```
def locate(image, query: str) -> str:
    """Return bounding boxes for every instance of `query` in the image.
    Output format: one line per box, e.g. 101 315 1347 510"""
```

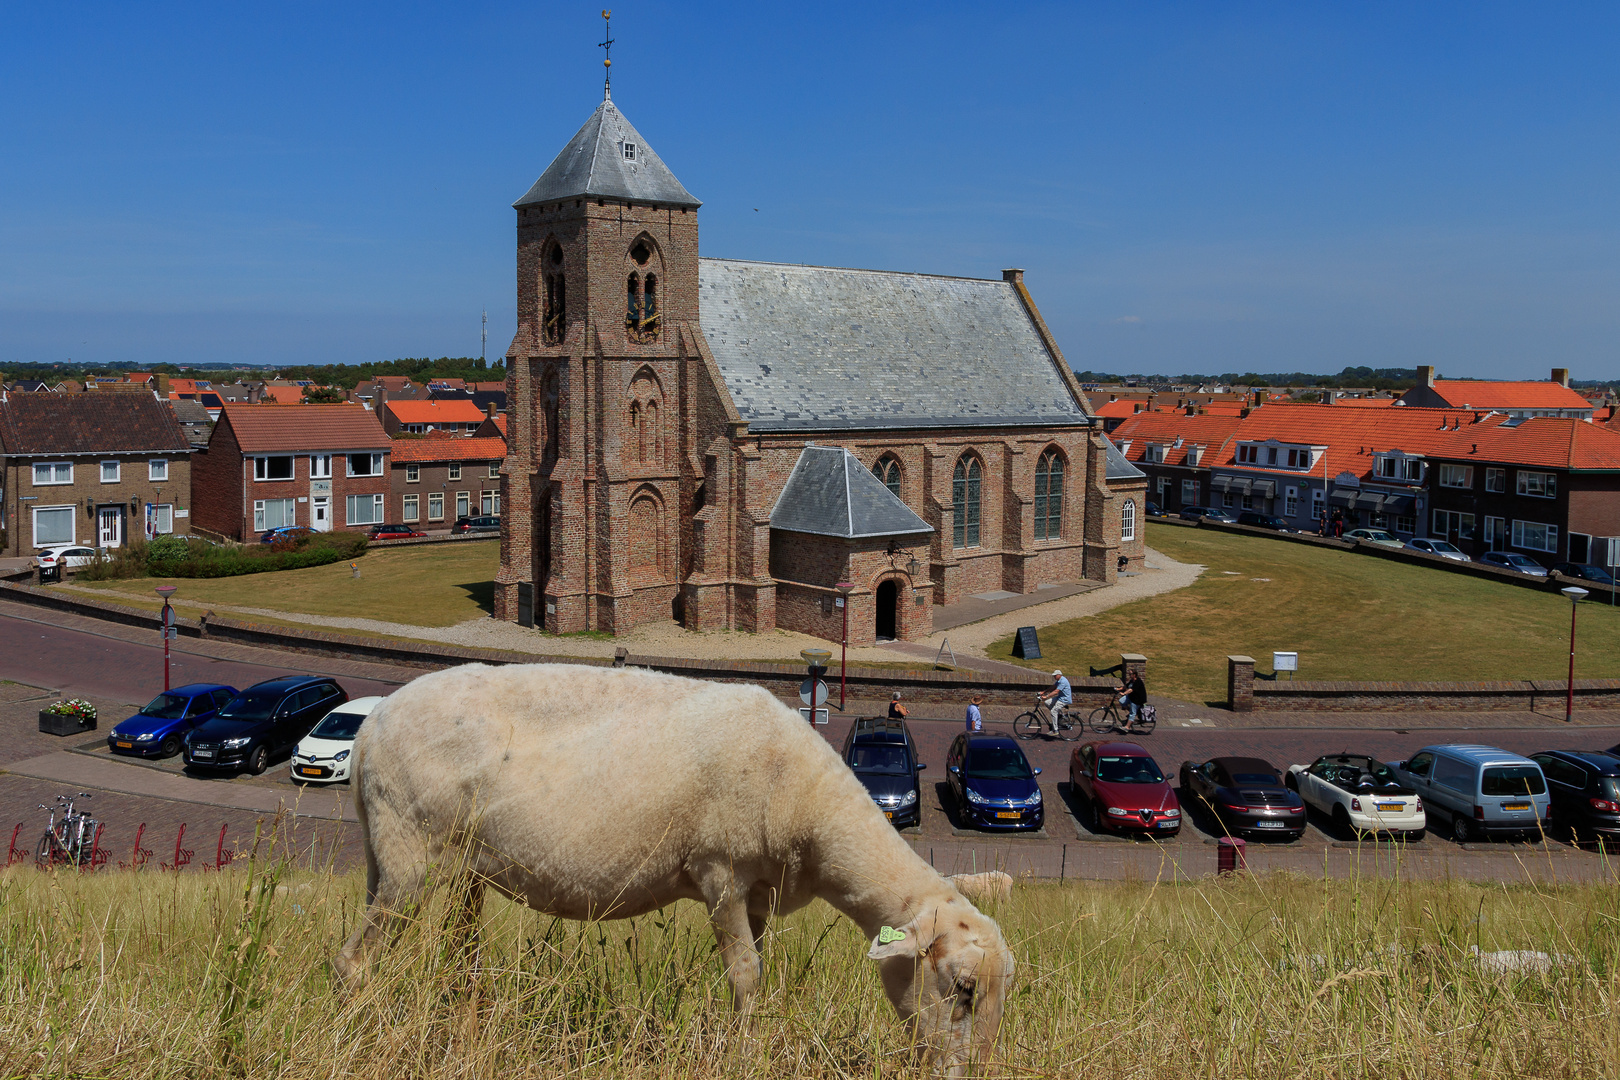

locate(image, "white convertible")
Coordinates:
1286 753 1426 838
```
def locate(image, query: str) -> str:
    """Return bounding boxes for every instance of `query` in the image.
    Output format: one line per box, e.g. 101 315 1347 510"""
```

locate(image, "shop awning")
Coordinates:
1252 479 1277 498
1381 495 1415 516
1353 491 1385 511
1329 489 1357 508
1210 475 1232 492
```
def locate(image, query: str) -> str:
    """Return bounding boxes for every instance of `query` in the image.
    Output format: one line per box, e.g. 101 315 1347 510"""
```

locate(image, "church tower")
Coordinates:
494 92 704 633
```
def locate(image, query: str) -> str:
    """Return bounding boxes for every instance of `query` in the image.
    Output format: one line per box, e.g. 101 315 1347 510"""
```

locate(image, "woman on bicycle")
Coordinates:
1117 669 1148 731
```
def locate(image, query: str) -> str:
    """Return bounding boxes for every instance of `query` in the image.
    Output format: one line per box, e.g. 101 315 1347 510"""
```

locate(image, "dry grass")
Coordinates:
3 834 1618 1078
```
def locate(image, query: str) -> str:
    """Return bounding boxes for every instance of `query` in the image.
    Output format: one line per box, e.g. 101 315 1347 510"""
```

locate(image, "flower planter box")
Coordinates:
39 710 96 736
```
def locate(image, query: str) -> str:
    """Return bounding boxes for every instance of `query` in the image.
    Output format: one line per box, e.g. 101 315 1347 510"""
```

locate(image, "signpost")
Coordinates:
155 585 178 690
799 677 830 725
1012 626 1041 660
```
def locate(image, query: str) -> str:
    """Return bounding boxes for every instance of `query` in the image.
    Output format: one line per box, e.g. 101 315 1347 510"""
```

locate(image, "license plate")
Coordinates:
116 741 132 749
300 767 322 777
996 811 1020 819
1158 820 1178 828
1255 820 1287 829
884 811 893 820
193 750 214 759
1503 802 1531 812
1376 803 1403 812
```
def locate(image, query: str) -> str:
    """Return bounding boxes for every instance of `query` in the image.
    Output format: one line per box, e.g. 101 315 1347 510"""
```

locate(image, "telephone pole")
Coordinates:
481 309 487 365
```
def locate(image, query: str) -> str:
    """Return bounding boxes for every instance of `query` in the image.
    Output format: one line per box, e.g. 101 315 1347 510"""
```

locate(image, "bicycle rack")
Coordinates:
162 823 194 871
120 822 153 870
207 823 235 871
83 823 111 872
6 823 26 867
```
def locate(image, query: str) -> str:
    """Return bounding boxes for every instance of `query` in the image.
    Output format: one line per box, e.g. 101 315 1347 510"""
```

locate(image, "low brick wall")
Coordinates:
1249 678 1620 712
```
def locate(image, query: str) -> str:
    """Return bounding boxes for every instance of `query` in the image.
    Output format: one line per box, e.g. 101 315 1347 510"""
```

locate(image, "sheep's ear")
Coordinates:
868 920 927 960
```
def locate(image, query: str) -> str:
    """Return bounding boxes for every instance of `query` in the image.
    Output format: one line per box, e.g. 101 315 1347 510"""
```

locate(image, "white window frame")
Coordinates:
623 141 637 161
456 491 470 519
1438 464 1473 488
1484 516 1506 550
254 455 295 482
310 454 332 479
153 504 174 534
32 505 76 546
253 498 296 532
1394 514 1415 534
345 493 385 526
447 462 462 481
1485 467 1506 493
1120 499 1136 542
1511 519 1558 553
32 462 73 486
1181 479 1197 504
403 493 420 522
428 492 444 521
406 464 420 483
1516 470 1557 499
148 459 169 482
100 460 121 484
1311 488 1325 516
346 453 384 478
1285 487 1298 517
487 461 500 479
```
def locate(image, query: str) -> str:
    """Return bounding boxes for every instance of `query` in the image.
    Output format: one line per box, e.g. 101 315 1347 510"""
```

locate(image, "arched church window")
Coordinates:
952 456 982 549
1035 449 1064 541
872 455 902 499
625 243 661 343
542 368 560 459
542 243 565 346
1121 499 1137 543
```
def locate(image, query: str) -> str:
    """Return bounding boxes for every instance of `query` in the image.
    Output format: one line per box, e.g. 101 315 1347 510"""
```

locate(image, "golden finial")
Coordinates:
599 10 614 99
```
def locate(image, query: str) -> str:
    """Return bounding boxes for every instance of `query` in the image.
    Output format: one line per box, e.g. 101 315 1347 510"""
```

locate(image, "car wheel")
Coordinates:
1452 815 1472 844
1088 799 1102 832
245 745 268 776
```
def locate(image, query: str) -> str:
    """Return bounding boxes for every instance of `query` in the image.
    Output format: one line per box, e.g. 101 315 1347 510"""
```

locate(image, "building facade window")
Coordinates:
1311 488 1325 519
488 461 500 479
1034 450 1063 541
872 455 902 499
1393 514 1415 534
1484 516 1506 550
403 494 419 521
1433 509 1477 540
32 462 72 485
1485 467 1506 493
152 505 173 534
429 492 444 521
100 461 120 483
406 464 420 483
448 462 461 481
542 242 566 346
1512 519 1558 553
254 456 294 481
347 453 383 478
1438 464 1474 488
1285 486 1299 517
1182 478 1198 505
33 505 75 545
345 494 385 526
310 454 332 479
254 498 296 532
952 456 982 549
148 459 169 481
456 492 470 519
482 491 501 515
1120 499 1136 542
1517 471 1557 498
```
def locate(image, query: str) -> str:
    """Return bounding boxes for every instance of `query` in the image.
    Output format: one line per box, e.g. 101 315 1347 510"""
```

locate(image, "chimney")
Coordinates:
1417 365 1436 388
155 372 170 396
485 401 497 420
1133 402 1143 413
1001 268 1025 286
1552 367 1570 387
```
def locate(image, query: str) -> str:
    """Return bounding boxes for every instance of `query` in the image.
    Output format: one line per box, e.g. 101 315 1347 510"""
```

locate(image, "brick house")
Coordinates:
492 93 1144 645
1108 411 1245 515
192 405 390 540
379 398 488 438
0 392 192 555
389 433 507 527
1399 365 1594 419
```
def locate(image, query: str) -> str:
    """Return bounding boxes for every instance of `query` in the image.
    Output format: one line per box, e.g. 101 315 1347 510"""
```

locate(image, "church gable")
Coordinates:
697 259 1090 432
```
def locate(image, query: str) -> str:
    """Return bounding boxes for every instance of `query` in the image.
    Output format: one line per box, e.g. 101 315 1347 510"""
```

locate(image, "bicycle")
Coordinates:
1013 697 1080 741
35 792 98 870
1088 695 1155 736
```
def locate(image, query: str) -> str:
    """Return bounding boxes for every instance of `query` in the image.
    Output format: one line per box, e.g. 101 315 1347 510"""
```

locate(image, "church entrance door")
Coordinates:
875 580 899 641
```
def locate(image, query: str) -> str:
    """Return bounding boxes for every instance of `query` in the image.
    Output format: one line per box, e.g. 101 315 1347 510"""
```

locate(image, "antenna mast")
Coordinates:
481 309 487 364
599 10 614 100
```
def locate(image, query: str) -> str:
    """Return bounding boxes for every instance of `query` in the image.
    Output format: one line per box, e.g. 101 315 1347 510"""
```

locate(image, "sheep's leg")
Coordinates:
334 814 432 990
443 873 486 987
697 869 762 1015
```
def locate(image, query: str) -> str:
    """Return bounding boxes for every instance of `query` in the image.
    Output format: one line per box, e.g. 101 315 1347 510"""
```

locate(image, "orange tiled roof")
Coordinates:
1206 403 1482 477
1109 411 1247 467
1427 380 1592 411
217 404 388 453
259 384 304 404
389 435 506 464
1330 397 1397 407
384 399 487 424
1427 416 1620 470
1094 400 1141 418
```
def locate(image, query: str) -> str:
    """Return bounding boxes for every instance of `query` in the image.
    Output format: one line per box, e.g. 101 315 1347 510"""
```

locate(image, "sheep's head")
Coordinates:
867 899 1014 1076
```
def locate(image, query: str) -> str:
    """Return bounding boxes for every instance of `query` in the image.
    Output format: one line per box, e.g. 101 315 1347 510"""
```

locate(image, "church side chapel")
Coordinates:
493 75 1145 647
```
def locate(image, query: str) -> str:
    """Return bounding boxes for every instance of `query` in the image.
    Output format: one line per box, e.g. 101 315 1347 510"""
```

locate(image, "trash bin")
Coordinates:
1217 836 1247 875
37 563 60 585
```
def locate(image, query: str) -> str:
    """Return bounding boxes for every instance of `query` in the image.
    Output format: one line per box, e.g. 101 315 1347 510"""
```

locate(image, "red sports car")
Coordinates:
1069 741 1182 836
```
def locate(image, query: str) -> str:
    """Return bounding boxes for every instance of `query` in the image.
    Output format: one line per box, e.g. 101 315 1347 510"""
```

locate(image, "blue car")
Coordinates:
259 526 315 544
945 733 1045 831
107 683 239 758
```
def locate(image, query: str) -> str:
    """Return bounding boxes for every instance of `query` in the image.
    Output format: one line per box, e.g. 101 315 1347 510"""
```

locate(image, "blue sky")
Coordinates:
3 2 1618 378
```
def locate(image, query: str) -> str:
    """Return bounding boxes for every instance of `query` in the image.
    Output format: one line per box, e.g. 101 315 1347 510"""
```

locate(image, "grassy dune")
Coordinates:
3 841 1619 1078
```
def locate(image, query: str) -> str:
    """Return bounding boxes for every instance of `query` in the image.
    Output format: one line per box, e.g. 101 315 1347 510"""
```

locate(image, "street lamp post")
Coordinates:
835 582 855 711
1562 586 1588 723
155 585 178 690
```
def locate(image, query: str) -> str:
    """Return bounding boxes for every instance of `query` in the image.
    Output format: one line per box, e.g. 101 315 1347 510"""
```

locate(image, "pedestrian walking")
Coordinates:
965 695 984 732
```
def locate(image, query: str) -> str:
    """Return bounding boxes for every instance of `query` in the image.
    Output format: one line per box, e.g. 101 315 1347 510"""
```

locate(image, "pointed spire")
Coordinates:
599 9 614 101
514 98 700 209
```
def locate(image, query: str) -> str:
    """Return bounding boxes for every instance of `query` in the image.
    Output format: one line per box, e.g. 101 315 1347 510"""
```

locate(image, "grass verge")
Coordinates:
990 527 1620 702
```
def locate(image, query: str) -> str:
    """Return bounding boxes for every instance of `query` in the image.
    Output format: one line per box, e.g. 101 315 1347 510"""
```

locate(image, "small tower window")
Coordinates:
872 455 902 499
626 270 660 343
623 142 637 162
631 241 650 265
541 241 565 346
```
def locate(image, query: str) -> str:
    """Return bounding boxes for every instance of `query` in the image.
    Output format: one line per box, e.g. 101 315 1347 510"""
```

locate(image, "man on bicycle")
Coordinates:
1039 670 1072 735
1117 669 1148 731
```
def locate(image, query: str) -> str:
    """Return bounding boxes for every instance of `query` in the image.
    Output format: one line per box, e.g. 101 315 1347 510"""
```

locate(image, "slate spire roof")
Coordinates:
515 99 700 209
770 445 934 539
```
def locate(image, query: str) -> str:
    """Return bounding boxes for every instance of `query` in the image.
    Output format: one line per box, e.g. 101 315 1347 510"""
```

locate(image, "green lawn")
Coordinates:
77 540 499 628
989 527 1620 703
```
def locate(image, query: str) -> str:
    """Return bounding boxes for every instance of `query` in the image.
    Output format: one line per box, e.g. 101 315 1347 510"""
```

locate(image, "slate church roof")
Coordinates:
1102 436 1146 480
698 259 1091 433
770 445 934 539
515 99 701 210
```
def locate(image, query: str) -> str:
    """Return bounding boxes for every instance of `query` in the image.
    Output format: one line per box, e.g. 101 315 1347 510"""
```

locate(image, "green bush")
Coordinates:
82 530 368 581
309 530 369 559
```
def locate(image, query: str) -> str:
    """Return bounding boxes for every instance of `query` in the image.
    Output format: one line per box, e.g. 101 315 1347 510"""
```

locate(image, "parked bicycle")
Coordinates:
1013 697 1080 741
1088 695 1156 736
35 792 98 869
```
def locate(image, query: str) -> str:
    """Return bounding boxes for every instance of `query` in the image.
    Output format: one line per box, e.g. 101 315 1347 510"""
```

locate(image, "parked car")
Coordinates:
451 515 501 534
840 716 926 828
290 696 383 784
1477 551 1548 577
1237 512 1292 532
184 676 349 775
1404 538 1470 562
1551 563 1616 585
1179 506 1237 523
368 524 425 540
1285 753 1425 839
1389 745 1549 843
33 545 100 571
107 683 239 759
1144 501 1167 518
1069 741 1181 837
1529 750 1620 844
1344 528 1403 548
1178 756 1306 840
945 733 1044 831
259 526 316 544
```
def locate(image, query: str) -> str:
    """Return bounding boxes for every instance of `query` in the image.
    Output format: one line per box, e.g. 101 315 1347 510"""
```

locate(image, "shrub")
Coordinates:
78 539 148 581
310 530 369 559
43 698 97 722
83 532 367 581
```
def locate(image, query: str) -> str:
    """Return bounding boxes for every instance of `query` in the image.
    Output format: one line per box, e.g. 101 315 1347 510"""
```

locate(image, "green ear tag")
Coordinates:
878 926 907 944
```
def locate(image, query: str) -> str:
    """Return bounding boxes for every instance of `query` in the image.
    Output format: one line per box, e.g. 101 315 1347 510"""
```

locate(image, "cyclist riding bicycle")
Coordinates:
1117 669 1148 731
1038 670 1072 735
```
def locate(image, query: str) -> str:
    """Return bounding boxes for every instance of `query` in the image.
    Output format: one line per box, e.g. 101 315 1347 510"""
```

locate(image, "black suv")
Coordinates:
184 676 349 775
1551 563 1617 585
1237 511 1292 532
841 716 926 828
1531 749 1620 843
452 515 501 534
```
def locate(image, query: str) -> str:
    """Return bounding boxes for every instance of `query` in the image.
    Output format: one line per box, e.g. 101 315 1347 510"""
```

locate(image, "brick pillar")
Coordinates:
1121 653 1146 682
1227 655 1255 712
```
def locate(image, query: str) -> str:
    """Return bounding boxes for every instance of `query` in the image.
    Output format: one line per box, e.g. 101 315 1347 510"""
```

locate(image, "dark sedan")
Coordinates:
1551 564 1616 586
184 676 348 775
107 683 238 758
1069 741 1181 836
1179 756 1306 840
451 515 501 534
946 733 1044 831
1237 512 1292 532
1179 506 1237 523
1532 750 1620 843
841 716 926 828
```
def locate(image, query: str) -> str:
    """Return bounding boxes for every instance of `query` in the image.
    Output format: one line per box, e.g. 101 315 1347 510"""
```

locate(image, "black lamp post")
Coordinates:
1562 586 1588 723
835 581 854 710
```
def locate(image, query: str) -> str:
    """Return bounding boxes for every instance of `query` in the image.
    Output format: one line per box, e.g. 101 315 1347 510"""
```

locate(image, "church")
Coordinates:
492 91 1146 647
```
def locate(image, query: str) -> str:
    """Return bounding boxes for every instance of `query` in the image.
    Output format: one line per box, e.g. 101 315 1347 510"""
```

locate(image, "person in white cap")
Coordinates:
1038 669 1072 735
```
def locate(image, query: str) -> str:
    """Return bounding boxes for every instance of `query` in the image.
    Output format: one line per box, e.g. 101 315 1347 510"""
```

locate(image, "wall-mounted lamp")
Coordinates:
906 554 921 578
85 497 95 517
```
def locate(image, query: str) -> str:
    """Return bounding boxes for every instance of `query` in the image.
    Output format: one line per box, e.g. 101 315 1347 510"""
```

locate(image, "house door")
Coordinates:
876 580 899 641
311 497 331 532
97 507 122 548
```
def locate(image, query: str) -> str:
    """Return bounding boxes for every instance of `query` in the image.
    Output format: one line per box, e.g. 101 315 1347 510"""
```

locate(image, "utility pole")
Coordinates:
481 309 487 365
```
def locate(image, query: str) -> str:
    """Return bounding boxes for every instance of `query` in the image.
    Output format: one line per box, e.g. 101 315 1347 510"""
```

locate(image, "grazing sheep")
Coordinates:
947 872 1013 904
335 663 1015 1074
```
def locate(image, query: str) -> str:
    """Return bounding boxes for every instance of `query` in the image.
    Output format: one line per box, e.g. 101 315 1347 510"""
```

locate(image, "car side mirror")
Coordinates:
1033 767 1042 776
916 763 928 772
949 765 960 775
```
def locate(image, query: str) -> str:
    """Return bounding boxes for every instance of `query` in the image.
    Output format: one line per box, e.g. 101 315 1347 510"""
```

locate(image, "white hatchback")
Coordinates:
289 695 383 784
34 545 101 571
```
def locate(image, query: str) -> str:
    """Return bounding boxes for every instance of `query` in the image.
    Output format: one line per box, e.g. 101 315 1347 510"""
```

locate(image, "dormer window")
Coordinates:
1373 452 1424 482
622 142 637 162
1144 443 1165 464
1186 445 1203 466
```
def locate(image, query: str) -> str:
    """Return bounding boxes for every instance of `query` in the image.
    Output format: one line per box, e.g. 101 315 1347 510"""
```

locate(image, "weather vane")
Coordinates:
599 10 614 100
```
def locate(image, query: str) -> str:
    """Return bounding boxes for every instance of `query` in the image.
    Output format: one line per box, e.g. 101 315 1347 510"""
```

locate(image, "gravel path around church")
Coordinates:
52 545 1201 665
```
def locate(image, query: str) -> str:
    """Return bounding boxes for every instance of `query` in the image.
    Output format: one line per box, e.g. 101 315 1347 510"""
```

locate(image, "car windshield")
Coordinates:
1431 541 1462 553
139 692 191 720
1363 531 1396 541
1319 757 1401 787
215 690 279 722
311 709 366 740
1097 755 1164 783
1231 771 1280 786
850 745 911 773
965 746 1032 780
1481 766 1546 796
1508 556 1537 567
